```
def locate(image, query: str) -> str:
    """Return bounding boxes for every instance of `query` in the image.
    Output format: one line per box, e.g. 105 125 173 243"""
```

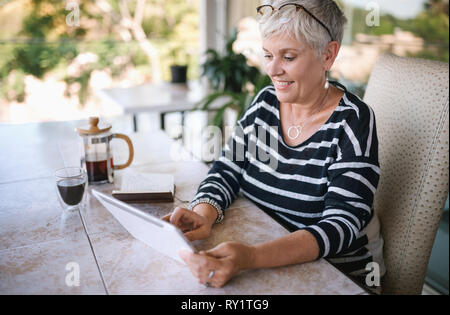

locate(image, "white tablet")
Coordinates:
92 189 195 264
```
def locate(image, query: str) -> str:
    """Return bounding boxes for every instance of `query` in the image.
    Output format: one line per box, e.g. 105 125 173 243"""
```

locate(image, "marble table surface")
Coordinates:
0 119 367 295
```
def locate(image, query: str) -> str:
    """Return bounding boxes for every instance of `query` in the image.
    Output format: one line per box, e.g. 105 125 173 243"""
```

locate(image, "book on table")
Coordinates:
112 170 175 203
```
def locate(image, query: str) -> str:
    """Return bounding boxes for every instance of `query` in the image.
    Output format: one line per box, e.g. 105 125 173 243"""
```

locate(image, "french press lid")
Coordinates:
75 117 112 135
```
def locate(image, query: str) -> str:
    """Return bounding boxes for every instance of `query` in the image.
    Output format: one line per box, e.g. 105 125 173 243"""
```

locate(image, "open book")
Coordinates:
112 170 175 203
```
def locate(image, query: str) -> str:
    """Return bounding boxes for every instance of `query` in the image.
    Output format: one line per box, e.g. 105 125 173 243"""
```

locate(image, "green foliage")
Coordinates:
14 42 78 78
351 9 397 37
409 9 449 62
411 12 449 43
0 0 199 105
0 0 85 101
199 75 272 127
139 0 199 74
0 69 26 103
0 43 15 80
167 42 190 65
195 29 271 127
62 39 143 105
142 0 198 39
350 1 449 62
201 29 261 93
407 47 449 64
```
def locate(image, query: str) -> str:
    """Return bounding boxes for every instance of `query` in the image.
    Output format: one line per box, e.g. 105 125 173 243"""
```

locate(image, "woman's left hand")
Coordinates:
179 241 255 288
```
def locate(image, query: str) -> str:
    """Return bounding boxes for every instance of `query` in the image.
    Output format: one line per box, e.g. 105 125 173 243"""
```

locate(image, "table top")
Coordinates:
97 81 222 114
0 119 367 295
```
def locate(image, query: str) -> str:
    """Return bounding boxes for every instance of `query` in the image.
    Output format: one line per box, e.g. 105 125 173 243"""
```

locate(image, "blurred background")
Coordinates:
0 0 448 295
0 0 200 122
0 0 448 124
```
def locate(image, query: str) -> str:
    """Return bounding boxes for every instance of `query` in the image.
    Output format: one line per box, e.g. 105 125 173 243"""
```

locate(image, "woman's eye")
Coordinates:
284 56 295 61
264 55 272 59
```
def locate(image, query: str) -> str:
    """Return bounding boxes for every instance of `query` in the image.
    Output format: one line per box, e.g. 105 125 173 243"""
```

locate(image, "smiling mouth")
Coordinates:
273 80 294 89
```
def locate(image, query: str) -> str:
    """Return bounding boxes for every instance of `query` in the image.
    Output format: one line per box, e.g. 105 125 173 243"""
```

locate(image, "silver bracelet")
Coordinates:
188 198 224 224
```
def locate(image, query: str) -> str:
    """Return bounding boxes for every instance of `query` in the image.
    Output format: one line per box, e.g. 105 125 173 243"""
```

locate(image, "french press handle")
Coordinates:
111 133 134 169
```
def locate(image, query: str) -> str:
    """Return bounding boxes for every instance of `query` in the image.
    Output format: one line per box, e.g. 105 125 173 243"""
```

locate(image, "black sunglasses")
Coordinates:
256 3 334 42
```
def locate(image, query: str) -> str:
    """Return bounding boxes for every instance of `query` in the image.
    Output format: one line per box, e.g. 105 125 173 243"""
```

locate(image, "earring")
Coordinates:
324 70 330 89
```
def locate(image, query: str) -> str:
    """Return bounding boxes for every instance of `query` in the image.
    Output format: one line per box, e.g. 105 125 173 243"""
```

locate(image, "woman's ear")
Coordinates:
322 41 340 71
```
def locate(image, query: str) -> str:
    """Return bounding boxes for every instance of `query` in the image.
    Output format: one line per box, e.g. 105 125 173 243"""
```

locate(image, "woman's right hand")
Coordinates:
162 207 213 241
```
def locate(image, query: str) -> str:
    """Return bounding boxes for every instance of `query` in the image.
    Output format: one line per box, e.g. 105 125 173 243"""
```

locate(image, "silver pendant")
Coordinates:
287 126 302 140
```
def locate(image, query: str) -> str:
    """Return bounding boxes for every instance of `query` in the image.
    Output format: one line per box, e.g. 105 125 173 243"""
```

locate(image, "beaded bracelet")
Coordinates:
188 198 224 224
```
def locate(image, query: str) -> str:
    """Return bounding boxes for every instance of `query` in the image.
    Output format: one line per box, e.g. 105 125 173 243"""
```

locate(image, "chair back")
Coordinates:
363 53 449 294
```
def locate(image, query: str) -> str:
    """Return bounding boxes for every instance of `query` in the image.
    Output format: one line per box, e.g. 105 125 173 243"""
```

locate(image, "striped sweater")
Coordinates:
190 82 386 283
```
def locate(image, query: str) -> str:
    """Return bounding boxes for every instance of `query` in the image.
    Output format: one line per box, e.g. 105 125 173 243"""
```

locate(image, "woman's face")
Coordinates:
263 34 325 105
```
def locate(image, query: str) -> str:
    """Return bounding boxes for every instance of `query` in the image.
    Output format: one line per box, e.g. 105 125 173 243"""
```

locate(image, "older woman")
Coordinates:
164 0 385 291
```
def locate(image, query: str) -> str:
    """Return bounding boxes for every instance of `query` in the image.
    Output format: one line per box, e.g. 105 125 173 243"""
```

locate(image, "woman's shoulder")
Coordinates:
333 82 378 159
246 85 278 113
238 85 278 126
334 82 375 127
253 85 277 104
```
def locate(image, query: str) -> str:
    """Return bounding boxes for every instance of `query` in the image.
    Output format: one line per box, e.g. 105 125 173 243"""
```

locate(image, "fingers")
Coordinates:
170 207 199 228
184 228 208 242
162 208 184 223
167 207 211 241
169 207 185 225
162 209 192 226
205 242 233 259
179 249 192 263
161 213 172 222
179 249 209 267
179 250 209 279
179 250 224 288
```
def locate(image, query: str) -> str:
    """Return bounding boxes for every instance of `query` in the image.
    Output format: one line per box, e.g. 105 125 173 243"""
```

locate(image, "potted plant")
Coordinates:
195 28 271 126
169 44 189 84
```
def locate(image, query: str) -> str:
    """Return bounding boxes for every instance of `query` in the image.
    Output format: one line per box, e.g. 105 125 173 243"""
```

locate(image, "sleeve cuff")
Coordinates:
300 226 326 260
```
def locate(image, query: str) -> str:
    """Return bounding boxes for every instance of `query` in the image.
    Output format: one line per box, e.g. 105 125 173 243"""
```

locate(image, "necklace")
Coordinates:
287 88 330 140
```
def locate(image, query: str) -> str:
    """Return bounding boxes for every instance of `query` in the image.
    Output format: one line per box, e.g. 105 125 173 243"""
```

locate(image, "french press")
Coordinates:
75 117 134 184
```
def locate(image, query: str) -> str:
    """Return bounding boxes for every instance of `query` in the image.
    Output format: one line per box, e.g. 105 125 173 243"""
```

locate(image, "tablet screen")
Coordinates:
92 189 195 264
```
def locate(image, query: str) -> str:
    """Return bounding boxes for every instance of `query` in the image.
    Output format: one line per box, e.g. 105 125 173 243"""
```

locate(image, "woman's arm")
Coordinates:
192 203 218 228
179 229 320 288
249 229 319 269
189 121 248 214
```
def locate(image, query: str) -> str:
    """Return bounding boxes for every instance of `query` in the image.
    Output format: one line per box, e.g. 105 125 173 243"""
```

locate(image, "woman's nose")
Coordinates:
266 59 284 77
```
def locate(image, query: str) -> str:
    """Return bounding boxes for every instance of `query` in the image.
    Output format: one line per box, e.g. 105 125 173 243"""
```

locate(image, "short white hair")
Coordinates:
259 0 347 56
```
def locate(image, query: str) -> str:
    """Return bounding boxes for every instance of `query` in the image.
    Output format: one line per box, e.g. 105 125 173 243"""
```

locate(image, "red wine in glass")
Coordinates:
57 178 86 206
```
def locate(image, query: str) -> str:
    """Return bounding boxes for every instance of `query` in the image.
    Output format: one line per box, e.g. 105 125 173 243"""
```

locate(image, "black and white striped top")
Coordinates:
190 82 385 280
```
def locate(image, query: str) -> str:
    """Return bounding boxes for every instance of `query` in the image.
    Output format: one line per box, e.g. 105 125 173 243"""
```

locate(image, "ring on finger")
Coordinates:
204 270 215 288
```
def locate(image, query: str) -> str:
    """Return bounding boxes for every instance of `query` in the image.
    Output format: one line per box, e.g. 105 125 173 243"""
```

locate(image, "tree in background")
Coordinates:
0 0 84 102
426 0 449 15
411 0 449 61
0 0 199 105
94 0 161 82
350 0 449 62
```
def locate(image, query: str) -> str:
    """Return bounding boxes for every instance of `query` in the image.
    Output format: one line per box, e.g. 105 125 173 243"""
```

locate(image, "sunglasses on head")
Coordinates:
256 3 335 42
